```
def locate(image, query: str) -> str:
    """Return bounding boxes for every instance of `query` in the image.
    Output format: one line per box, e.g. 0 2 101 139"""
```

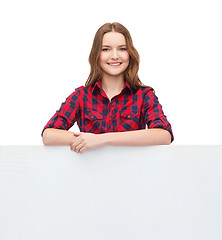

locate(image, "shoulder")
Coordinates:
134 86 161 106
74 85 94 94
63 86 85 103
69 85 88 97
66 85 94 102
135 86 155 97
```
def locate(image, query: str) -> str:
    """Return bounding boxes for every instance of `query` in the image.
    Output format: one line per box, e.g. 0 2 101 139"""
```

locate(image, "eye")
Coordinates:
120 48 127 51
102 48 109 51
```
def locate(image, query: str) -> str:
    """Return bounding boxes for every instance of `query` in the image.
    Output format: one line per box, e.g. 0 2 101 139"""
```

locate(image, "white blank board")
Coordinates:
0 145 222 240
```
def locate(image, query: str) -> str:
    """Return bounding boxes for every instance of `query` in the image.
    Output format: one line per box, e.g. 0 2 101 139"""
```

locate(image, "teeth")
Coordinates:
108 63 121 66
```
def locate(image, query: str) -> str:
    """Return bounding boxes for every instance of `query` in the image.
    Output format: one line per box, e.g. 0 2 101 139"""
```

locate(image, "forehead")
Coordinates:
102 32 126 45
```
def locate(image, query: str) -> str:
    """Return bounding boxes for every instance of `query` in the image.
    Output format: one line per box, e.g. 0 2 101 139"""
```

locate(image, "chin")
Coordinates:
103 67 128 77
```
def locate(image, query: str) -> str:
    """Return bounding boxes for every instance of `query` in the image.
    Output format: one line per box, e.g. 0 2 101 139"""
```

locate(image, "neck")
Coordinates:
101 74 125 94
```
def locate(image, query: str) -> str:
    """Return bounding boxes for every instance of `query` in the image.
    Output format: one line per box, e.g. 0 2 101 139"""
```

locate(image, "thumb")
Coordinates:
73 132 81 137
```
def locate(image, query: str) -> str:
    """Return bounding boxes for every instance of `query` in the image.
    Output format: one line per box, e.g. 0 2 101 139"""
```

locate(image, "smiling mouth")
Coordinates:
107 62 122 66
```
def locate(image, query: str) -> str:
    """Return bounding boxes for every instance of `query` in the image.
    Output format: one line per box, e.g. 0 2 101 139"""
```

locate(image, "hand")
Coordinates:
70 132 106 153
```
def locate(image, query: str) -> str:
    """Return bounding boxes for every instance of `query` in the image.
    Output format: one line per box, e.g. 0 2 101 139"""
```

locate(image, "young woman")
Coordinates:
42 22 174 153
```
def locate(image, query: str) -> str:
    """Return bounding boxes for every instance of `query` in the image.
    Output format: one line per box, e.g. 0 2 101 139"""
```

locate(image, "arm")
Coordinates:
71 128 171 153
41 87 82 145
42 128 77 146
104 128 171 146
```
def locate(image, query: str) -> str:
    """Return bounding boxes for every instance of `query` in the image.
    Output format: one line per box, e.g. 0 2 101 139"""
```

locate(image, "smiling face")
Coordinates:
99 31 130 79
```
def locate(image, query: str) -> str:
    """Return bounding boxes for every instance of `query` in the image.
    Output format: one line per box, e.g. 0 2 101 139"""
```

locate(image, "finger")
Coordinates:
71 144 78 152
70 141 79 152
70 144 76 152
71 137 82 149
79 145 86 154
75 143 85 153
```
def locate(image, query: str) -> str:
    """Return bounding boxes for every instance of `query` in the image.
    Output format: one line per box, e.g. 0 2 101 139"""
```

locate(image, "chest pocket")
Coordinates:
84 110 104 133
119 110 140 131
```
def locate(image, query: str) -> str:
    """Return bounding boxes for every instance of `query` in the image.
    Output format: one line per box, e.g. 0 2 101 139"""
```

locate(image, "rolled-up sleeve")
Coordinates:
143 89 174 142
41 88 81 136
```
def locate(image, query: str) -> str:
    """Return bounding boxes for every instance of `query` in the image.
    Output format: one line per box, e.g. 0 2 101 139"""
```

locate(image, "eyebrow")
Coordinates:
102 44 127 47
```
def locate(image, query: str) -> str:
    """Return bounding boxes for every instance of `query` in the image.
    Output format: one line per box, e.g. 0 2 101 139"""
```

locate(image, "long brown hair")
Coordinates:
85 22 151 91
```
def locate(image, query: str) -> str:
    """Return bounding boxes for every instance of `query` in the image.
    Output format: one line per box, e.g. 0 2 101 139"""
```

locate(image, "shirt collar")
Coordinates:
124 80 134 95
92 79 102 93
92 79 133 95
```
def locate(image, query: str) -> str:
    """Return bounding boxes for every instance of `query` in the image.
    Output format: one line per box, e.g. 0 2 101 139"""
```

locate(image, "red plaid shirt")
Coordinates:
42 80 174 142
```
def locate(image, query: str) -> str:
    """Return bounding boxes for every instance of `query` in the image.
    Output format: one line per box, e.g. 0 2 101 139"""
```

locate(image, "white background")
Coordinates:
0 0 221 145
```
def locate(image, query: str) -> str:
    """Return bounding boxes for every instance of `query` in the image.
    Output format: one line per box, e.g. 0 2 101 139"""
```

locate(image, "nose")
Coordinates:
111 49 119 60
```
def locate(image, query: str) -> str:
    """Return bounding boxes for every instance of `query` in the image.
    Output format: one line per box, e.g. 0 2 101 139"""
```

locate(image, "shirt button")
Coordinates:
127 115 131 118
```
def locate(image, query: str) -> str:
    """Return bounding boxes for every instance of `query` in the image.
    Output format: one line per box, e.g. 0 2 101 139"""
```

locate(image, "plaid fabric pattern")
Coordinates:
42 80 174 142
